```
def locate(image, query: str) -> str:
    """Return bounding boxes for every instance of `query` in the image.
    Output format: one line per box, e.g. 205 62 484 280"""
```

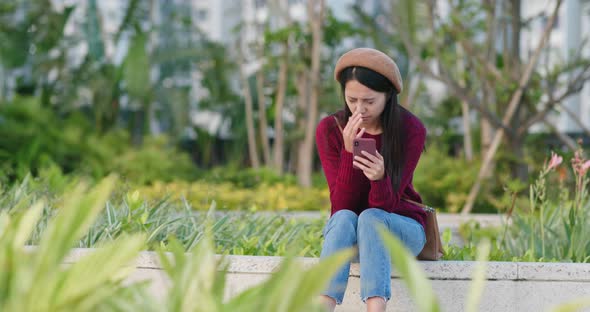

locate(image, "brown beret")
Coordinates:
334 48 403 93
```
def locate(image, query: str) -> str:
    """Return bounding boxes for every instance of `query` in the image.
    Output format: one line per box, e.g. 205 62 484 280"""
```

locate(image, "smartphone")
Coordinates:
353 138 377 169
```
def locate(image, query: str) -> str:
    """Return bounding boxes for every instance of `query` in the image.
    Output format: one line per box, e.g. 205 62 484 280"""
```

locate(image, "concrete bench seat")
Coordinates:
64 249 590 312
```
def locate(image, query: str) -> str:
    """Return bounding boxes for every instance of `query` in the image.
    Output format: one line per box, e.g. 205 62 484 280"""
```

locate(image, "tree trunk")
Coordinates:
508 98 530 182
256 68 272 166
271 0 291 175
297 0 324 187
510 0 521 69
0 65 4 103
456 46 473 161
131 107 145 147
296 69 310 186
461 100 473 161
480 86 495 177
508 131 527 182
480 115 494 176
238 47 260 168
401 71 420 109
273 45 288 174
507 0 528 182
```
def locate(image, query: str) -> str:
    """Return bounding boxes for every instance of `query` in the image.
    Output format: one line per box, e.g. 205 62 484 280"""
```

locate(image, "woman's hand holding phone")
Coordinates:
354 149 385 181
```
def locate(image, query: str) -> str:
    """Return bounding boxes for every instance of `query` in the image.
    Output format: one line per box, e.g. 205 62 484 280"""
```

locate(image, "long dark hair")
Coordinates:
336 66 406 191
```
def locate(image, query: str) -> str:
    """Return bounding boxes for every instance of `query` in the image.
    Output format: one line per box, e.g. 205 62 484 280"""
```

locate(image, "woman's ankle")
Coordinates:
319 295 337 312
366 296 386 312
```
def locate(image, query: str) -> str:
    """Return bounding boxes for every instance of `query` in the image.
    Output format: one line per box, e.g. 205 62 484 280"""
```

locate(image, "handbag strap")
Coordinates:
401 198 435 212
334 116 434 214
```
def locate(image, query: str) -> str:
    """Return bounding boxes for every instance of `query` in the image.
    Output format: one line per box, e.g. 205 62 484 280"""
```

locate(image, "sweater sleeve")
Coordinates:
316 118 363 213
368 122 426 213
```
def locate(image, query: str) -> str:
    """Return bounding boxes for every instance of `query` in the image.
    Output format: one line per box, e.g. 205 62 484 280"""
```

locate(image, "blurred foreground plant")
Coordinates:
158 231 352 312
0 175 149 311
0 175 353 311
379 227 590 312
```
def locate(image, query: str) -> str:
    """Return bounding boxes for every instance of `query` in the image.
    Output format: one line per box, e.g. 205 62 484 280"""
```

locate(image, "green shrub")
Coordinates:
1 175 328 256
137 181 330 211
111 135 199 185
413 145 498 213
444 149 590 263
0 96 114 180
5 152 589 263
0 96 199 186
202 166 297 188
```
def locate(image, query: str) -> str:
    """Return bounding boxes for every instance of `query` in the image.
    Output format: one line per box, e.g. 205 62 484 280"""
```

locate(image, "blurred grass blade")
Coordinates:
13 200 44 247
465 239 491 312
226 248 352 312
285 249 354 311
224 256 299 311
49 235 146 310
378 226 440 312
0 176 151 311
158 236 222 312
549 298 590 312
35 175 117 273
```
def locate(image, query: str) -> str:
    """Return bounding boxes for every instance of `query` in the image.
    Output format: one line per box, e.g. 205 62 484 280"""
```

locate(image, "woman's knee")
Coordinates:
357 208 387 232
324 209 358 237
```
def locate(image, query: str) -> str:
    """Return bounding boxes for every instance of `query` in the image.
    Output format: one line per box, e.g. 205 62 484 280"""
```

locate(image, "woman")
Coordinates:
315 48 428 312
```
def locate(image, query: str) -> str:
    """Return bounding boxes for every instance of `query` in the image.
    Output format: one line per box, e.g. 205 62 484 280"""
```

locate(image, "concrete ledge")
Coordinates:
62 249 590 311
64 249 589 282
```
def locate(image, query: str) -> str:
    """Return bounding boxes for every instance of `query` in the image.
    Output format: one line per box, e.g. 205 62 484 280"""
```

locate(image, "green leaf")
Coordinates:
12 200 44 247
378 226 440 312
85 0 105 60
124 32 151 102
47 235 146 311
549 297 590 312
465 239 491 312
286 249 354 311
34 175 117 273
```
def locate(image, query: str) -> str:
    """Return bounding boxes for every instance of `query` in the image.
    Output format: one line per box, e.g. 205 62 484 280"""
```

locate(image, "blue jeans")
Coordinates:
320 208 426 304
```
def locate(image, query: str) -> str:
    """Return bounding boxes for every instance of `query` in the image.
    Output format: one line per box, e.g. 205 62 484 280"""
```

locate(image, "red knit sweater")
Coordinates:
315 109 427 229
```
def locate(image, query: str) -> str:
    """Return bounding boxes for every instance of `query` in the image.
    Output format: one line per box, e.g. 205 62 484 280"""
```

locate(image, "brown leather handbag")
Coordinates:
402 198 445 261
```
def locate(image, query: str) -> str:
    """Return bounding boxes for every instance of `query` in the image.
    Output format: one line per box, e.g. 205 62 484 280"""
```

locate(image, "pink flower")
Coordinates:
547 152 563 171
572 149 590 177
581 160 590 176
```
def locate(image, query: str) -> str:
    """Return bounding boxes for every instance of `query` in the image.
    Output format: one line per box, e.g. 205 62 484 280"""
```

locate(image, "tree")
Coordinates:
388 0 590 213
256 45 272 166
267 0 292 174
236 35 261 168
0 0 74 103
295 0 325 187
